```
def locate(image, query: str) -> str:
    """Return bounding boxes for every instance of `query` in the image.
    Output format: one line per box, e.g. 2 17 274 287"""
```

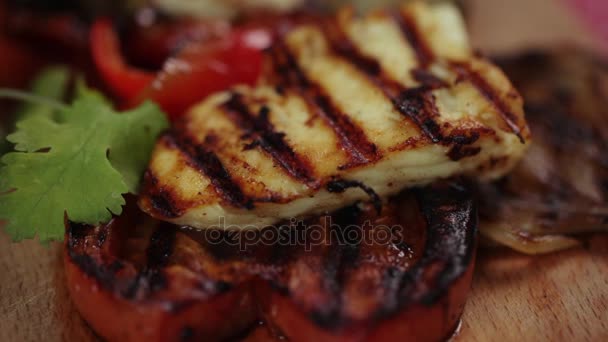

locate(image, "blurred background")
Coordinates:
0 0 606 90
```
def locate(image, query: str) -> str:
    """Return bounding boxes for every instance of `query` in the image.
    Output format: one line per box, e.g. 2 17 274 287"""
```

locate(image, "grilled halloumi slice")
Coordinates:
139 1 531 229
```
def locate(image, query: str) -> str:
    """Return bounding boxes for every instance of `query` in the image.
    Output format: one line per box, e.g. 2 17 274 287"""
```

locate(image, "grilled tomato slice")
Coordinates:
64 181 477 341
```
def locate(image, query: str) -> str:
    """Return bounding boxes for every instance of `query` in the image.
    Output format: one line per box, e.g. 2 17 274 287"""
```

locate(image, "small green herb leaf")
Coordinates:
0 83 168 243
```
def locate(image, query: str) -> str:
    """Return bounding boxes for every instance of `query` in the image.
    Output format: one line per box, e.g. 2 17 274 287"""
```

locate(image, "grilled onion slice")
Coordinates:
65 181 476 342
478 51 608 254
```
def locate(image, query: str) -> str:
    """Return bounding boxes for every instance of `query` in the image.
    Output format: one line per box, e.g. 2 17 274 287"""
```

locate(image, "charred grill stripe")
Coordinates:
411 68 449 89
269 40 378 168
376 182 477 317
310 205 364 328
123 227 178 298
164 133 254 209
451 62 525 143
394 10 435 69
321 23 445 143
142 169 183 219
320 22 401 95
221 93 317 187
309 243 344 328
146 227 177 269
66 222 119 291
393 88 443 143
146 190 182 219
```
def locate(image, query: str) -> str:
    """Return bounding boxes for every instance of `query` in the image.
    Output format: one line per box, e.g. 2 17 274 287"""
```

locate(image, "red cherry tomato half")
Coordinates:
90 18 155 101
136 28 271 120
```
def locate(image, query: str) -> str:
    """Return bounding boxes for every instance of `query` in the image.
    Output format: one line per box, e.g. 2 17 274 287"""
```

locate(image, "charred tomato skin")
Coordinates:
64 182 477 342
257 183 477 342
64 227 257 342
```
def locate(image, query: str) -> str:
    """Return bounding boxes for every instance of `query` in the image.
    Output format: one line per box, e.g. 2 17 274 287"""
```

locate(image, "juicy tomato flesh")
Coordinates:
136 28 270 120
91 18 271 120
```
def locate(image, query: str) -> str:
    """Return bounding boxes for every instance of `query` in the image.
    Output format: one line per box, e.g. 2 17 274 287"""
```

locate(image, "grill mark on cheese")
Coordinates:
320 22 402 95
321 23 445 143
141 169 184 219
268 40 379 169
393 10 435 69
220 92 318 187
393 88 444 143
164 132 254 209
138 5 529 226
411 68 449 89
451 62 525 143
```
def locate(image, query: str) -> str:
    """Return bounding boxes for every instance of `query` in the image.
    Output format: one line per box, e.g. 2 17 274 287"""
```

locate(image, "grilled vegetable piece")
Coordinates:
138 1 529 230
478 50 608 254
65 182 477 342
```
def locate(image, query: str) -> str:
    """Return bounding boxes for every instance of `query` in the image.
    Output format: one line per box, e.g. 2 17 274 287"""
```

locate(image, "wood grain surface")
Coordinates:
1 0 608 341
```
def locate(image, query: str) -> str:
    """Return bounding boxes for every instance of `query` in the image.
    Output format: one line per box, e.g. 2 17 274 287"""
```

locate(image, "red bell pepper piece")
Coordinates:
90 18 155 101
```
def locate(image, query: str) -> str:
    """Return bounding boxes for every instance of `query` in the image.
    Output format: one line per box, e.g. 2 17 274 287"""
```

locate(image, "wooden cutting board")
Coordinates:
1 0 607 341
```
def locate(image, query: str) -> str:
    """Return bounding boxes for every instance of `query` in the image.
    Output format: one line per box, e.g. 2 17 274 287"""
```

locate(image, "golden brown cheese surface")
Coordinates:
139 1 530 229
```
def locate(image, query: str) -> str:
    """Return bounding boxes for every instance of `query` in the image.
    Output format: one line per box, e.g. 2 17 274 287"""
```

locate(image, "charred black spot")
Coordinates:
96 226 108 247
222 93 317 186
147 191 183 219
120 227 178 297
393 88 443 143
451 62 525 143
68 253 118 291
213 280 233 293
141 169 184 219
108 260 124 273
180 326 194 341
204 134 219 146
242 140 261 151
146 227 176 268
66 221 92 243
447 146 482 161
412 68 449 89
275 84 285 95
165 133 254 210
444 132 481 146
385 266 401 279
327 179 382 214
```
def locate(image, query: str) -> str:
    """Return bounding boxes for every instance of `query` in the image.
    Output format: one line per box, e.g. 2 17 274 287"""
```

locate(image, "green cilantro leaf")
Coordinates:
0 85 168 243
16 66 71 120
1 66 70 155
